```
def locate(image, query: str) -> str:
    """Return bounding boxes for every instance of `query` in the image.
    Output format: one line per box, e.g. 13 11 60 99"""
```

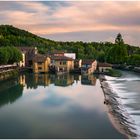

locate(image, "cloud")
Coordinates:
43 30 140 46
0 1 140 45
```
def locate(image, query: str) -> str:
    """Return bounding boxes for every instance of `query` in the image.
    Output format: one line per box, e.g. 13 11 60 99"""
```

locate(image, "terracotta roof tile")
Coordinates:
98 63 112 67
50 56 73 61
33 54 47 62
82 59 96 65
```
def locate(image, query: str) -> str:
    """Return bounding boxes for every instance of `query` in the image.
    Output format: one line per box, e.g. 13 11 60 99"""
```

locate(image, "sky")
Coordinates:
0 1 140 46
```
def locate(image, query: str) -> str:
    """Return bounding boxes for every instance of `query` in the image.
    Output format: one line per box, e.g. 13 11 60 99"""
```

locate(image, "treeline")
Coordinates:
0 47 22 64
0 25 55 48
106 33 140 66
0 25 140 66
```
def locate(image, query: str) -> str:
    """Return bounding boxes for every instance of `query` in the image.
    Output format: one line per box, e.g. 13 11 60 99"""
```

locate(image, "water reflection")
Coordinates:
0 80 23 108
81 74 96 85
0 73 125 139
0 74 97 108
19 73 97 88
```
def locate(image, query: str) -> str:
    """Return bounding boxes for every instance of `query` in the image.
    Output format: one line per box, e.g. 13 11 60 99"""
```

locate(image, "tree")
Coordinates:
0 25 139 62
0 48 9 64
97 51 105 62
5 46 14 64
106 34 128 64
115 33 124 45
127 54 140 66
0 47 22 65
106 44 128 64
12 47 22 63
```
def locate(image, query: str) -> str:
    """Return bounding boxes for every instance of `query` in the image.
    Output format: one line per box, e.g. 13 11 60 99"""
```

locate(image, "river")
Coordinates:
0 73 126 138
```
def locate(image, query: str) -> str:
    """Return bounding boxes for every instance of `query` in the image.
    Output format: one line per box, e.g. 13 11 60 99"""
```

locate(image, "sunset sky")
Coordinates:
0 1 140 46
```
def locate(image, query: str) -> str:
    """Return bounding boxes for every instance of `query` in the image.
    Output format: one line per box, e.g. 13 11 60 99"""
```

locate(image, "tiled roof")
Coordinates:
74 59 81 62
98 63 112 67
50 56 73 61
48 50 66 56
82 59 96 65
33 54 47 62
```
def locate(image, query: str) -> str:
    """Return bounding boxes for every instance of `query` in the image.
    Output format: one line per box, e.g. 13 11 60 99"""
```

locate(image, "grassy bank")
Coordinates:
107 69 122 77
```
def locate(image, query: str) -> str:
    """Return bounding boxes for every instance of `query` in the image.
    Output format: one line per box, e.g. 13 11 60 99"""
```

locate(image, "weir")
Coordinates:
99 73 139 138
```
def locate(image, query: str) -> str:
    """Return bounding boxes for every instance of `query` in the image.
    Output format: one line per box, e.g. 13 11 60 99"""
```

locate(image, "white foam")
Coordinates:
105 74 140 137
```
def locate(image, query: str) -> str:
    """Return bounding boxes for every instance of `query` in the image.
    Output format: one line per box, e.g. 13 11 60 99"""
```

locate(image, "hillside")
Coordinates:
0 25 56 52
0 25 140 64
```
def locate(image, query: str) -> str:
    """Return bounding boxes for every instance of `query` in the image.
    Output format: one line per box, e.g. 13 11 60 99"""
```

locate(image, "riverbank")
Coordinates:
99 74 138 138
113 64 140 74
0 69 19 81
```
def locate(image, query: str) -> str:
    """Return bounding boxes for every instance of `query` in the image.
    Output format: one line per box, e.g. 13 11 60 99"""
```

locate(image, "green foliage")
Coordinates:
0 25 140 65
107 69 122 77
127 54 140 66
0 25 54 50
0 47 22 65
115 33 124 45
0 48 9 64
12 47 22 63
106 34 128 64
97 51 105 62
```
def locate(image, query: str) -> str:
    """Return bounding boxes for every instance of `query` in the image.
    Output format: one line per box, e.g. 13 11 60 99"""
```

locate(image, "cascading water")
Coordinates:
101 71 140 138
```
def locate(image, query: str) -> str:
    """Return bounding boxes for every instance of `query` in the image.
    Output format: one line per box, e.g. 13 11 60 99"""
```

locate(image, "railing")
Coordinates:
0 64 17 69
0 64 18 73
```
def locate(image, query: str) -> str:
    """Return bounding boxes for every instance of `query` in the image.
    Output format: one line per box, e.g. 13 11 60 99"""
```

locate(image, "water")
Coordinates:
0 73 125 139
104 71 140 138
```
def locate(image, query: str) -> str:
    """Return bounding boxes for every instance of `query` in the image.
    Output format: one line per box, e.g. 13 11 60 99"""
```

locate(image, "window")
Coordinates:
29 60 33 65
63 61 66 65
51 60 55 64
38 62 42 65
102 68 104 72
38 67 42 70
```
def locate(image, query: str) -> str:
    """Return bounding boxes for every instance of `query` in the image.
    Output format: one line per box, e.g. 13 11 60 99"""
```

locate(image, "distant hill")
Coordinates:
0 25 139 61
0 25 56 50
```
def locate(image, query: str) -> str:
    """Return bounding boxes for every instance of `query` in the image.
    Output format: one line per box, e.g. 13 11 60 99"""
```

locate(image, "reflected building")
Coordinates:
0 73 97 109
18 73 96 88
19 75 26 87
25 73 38 89
81 74 97 86
74 74 81 83
18 73 75 88
55 74 74 87
34 73 52 86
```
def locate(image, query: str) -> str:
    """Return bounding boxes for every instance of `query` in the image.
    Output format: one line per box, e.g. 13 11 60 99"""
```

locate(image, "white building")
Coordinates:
64 53 76 60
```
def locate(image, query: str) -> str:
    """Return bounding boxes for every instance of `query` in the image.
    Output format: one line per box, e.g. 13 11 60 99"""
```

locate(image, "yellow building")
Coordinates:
33 54 50 73
19 52 25 67
50 56 74 73
81 60 97 75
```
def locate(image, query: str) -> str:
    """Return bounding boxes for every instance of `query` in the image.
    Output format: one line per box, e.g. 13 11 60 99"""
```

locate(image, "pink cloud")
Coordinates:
0 1 140 45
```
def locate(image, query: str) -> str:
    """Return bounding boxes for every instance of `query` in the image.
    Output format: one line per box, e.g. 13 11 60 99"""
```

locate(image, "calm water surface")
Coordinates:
0 73 125 138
